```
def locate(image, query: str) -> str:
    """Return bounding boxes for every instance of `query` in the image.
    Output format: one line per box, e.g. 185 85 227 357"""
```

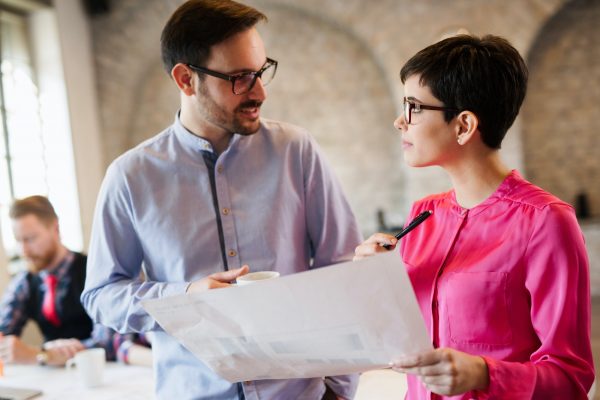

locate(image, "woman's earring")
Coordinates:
457 137 463 145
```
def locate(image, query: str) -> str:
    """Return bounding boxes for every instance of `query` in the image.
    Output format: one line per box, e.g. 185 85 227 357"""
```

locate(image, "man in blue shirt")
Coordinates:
82 1 362 399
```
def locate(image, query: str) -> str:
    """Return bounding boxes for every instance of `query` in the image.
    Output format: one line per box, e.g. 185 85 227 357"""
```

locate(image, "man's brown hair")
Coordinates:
9 195 58 226
160 0 267 74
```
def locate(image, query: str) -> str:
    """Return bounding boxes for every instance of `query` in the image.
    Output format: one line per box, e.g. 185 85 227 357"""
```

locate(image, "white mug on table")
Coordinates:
66 347 106 388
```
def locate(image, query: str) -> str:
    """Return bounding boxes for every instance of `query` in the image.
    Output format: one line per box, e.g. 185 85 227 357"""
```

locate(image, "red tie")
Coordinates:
42 274 61 326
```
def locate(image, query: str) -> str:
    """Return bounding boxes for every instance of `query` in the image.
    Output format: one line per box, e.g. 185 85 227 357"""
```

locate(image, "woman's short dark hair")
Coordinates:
9 195 58 226
400 35 528 149
161 0 267 74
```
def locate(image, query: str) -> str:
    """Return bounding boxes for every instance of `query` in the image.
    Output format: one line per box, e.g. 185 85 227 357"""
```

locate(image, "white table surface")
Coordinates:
0 363 405 400
0 362 154 400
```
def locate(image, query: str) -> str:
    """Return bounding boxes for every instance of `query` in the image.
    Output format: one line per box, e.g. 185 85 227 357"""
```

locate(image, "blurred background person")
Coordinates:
1 196 98 366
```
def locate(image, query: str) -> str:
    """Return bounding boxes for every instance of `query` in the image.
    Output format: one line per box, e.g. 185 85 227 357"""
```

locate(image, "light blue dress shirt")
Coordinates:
82 115 363 399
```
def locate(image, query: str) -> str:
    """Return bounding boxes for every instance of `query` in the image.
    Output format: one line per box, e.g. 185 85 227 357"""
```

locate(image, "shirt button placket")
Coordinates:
215 160 239 267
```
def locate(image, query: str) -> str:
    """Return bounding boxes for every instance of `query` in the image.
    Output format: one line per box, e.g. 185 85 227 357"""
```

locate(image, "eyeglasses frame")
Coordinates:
187 58 278 95
403 97 459 124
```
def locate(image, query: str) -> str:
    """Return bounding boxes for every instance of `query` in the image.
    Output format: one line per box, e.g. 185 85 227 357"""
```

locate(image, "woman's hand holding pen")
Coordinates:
354 211 433 260
353 233 398 261
186 265 249 294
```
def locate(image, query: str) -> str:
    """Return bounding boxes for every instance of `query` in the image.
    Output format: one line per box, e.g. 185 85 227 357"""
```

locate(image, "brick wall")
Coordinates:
523 0 600 218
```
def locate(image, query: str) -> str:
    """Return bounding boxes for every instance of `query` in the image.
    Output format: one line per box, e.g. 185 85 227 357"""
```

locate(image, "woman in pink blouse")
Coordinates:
354 35 594 399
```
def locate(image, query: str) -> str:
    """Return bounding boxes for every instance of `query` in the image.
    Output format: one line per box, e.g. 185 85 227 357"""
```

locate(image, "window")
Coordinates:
0 7 83 266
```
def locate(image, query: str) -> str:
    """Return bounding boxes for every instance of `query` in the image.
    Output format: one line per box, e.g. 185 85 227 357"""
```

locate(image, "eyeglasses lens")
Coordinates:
233 62 277 95
404 99 412 124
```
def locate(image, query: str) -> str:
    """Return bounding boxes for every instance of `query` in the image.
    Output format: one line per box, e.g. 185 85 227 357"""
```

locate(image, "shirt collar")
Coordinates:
39 251 75 280
172 112 216 154
172 112 246 156
449 169 521 216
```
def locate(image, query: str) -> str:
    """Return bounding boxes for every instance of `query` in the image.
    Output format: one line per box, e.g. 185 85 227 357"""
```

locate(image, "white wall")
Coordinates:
50 0 104 249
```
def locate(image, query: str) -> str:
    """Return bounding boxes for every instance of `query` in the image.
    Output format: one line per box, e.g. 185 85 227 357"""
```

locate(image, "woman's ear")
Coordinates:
456 110 479 145
171 63 196 96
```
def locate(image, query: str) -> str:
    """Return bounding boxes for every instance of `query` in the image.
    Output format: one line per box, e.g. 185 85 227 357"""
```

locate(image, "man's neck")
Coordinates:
44 245 69 273
180 107 232 156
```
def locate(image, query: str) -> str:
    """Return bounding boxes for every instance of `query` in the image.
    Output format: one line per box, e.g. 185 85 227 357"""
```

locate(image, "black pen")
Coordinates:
383 210 433 250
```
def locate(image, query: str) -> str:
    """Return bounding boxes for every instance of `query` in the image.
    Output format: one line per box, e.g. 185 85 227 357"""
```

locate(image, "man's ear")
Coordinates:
50 219 60 236
455 110 479 145
171 63 196 96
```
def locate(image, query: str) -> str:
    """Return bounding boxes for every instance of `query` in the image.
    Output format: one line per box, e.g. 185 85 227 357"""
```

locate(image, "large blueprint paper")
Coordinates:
142 251 431 382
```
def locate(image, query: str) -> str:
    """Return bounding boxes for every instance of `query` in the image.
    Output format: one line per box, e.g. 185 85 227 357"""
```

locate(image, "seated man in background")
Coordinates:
0 195 101 366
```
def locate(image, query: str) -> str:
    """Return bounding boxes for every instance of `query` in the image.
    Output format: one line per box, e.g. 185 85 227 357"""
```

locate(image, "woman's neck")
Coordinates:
446 150 511 209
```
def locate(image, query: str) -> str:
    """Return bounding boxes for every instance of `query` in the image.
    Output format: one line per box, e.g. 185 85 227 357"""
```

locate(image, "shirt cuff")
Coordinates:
117 340 134 364
475 355 535 399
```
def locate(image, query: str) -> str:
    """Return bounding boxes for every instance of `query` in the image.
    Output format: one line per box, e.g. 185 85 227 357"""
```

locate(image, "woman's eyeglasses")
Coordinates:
403 97 458 124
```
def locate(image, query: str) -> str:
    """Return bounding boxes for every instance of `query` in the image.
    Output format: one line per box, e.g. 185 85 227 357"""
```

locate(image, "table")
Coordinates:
0 363 154 399
0 363 405 399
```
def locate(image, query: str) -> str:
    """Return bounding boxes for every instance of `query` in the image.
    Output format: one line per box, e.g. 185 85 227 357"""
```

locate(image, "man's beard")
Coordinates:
233 100 263 135
198 86 262 135
27 249 58 273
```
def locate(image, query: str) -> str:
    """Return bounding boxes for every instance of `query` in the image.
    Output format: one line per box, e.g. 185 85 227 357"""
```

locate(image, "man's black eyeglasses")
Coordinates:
187 58 278 95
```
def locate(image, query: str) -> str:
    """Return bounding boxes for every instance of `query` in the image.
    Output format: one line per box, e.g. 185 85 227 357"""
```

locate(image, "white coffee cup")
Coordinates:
66 348 106 388
236 271 280 286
